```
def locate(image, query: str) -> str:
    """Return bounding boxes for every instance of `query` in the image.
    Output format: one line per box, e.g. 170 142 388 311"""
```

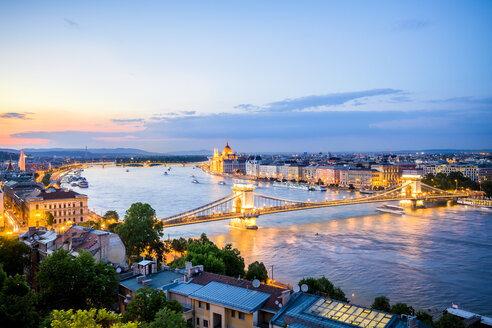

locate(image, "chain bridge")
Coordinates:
160 174 467 229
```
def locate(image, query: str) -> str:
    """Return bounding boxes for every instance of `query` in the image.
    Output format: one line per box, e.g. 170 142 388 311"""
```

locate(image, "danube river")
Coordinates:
70 165 492 315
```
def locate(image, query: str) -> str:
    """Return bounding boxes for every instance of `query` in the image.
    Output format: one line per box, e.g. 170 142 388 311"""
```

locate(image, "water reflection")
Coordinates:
75 165 492 315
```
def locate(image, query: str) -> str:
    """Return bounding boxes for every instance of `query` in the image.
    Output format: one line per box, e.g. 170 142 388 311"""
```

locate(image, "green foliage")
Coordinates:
170 237 187 255
180 234 244 277
298 276 348 302
115 203 164 259
144 308 187 328
245 261 268 282
0 236 30 276
434 313 465 328
124 287 168 323
371 296 391 312
422 172 478 191
42 172 52 186
164 300 182 314
0 267 39 328
482 180 492 197
40 211 54 227
169 256 186 269
416 311 433 326
390 303 415 316
37 249 119 313
103 210 120 221
50 308 139 328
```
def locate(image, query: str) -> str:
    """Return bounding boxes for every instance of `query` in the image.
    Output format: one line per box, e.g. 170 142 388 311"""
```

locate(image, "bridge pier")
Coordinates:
229 184 259 229
229 216 258 230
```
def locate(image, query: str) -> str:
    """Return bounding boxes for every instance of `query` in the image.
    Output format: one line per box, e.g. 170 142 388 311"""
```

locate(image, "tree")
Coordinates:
245 261 268 282
221 244 245 277
146 308 187 328
482 181 492 197
124 286 168 323
0 267 39 328
416 311 433 326
434 313 465 328
371 296 391 312
40 211 54 227
50 308 139 328
0 236 30 276
37 249 119 313
42 172 52 187
171 237 187 255
103 210 120 221
298 276 348 302
115 203 164 260
390 303 415 316
164 300 182 314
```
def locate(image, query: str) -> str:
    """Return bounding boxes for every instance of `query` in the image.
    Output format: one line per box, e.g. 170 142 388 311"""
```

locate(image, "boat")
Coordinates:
478 206 492 213
360 189 376 194
190 174 195 178
376 204 404 215
78 180 89 188
191 179 199 184
163 171 168 175
126 169 130 172
218 181 226 185
71 183 78 187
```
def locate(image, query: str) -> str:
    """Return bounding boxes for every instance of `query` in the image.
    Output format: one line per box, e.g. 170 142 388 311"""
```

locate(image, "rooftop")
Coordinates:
120 270 184 292
28 188 86 201
188 281 271 313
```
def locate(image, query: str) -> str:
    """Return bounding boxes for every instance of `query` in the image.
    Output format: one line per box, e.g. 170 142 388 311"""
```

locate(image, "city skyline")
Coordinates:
1 1 491 152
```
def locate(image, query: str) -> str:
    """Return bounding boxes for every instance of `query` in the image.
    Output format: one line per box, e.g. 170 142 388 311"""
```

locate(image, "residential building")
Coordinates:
245 159 260 177
258 164 279 179
302 166 318 183
422 164 479 182
346 169 374 188
371 164 400 188
478 167 492 183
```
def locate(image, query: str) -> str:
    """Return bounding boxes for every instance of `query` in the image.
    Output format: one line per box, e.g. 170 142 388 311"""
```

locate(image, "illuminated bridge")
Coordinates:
160 175 467 229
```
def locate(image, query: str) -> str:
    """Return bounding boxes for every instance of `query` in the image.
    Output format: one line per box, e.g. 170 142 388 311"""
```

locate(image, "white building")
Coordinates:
258 164 279 179
423 164 480 182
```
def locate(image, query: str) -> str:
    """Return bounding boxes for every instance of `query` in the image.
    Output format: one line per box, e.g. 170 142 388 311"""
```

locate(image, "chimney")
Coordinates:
281 290 291 306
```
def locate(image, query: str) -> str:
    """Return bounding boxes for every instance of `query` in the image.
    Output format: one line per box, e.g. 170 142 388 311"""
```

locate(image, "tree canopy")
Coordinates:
371 296 391 312
115 203 164 260
245 261 268 282
0 236 30 276
298 276 348 302
434 313 465 328
37 249 119 313
0 266 39 328
123 286 168 323
50 308 139 328
144 308 187 328
170 234 245 277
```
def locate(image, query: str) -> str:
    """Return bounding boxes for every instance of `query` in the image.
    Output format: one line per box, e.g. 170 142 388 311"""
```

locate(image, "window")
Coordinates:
80 209 83 214
196 318 200 325
36 204 39 210
206 303 210 310
80 216 83 221
64 204 66 208
203 320 208 327
49 205 52 209
238 312 245 320
199 301 203 309
231 310 236 318
80 202 83 207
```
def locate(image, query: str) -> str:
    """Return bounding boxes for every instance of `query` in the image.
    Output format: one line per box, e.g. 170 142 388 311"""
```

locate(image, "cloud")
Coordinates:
247 89 401 112
112 118 144 124
93 135 138 142
429 96 492 105
234 104 261 111
64 18 81 29
369 117 452 130
394 19 431 30
0 112 30 119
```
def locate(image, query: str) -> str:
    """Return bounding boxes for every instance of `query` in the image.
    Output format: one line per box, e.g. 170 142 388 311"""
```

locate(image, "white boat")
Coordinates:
360 189 376 194
192 179 199 184
78 180 89 188
190 174 195 178
218 181 226 185
478 206 492 213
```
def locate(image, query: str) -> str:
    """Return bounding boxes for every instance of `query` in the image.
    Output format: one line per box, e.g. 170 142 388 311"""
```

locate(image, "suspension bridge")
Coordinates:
160 174 468 229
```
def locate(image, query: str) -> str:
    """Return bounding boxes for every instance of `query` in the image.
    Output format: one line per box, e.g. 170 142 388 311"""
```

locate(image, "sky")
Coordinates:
0 0 491 152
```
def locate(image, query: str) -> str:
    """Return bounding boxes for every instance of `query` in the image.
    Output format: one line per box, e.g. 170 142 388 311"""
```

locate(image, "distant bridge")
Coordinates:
160 175 468 229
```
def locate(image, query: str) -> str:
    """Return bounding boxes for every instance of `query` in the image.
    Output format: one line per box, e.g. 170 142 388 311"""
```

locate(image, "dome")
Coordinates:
222 141 232 155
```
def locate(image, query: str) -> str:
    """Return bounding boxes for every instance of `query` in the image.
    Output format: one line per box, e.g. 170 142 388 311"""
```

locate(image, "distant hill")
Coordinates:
162 149 213 156
0 148 159 158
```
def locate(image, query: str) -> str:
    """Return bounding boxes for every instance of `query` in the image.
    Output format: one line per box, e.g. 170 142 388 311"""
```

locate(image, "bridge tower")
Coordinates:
230 184 258 229
400 174 423 207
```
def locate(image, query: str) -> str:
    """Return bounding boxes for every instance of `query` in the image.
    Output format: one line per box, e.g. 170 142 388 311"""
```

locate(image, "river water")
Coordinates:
68 165 492 315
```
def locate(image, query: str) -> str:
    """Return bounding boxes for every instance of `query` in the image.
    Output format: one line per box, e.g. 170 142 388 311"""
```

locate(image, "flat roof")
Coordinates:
446 307 492 327
168 282 203 296
188 281 271 313
120 270 184 292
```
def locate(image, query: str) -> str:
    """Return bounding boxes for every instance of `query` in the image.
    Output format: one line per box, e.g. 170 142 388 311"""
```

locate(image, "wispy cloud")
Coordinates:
394 19 431 30
0 112 30 119
64 18 81 29
112 118 144 124
241 89 401 112
429 96 492 105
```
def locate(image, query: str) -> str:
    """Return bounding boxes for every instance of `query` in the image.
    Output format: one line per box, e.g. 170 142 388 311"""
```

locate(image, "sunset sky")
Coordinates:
1 1 491 152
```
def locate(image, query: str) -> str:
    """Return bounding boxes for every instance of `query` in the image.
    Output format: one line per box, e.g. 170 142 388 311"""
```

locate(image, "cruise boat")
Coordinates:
191 179 199 184
360 189 376 195
376 204 404 215
78 180 89 188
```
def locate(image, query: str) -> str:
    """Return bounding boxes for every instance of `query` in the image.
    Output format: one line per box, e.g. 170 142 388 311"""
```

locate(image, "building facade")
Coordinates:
422 164 480 182
210 142 245 174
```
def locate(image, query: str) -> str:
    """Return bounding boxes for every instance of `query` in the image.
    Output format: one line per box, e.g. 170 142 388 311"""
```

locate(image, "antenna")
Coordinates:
301 284 308 293
252 279 260 288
